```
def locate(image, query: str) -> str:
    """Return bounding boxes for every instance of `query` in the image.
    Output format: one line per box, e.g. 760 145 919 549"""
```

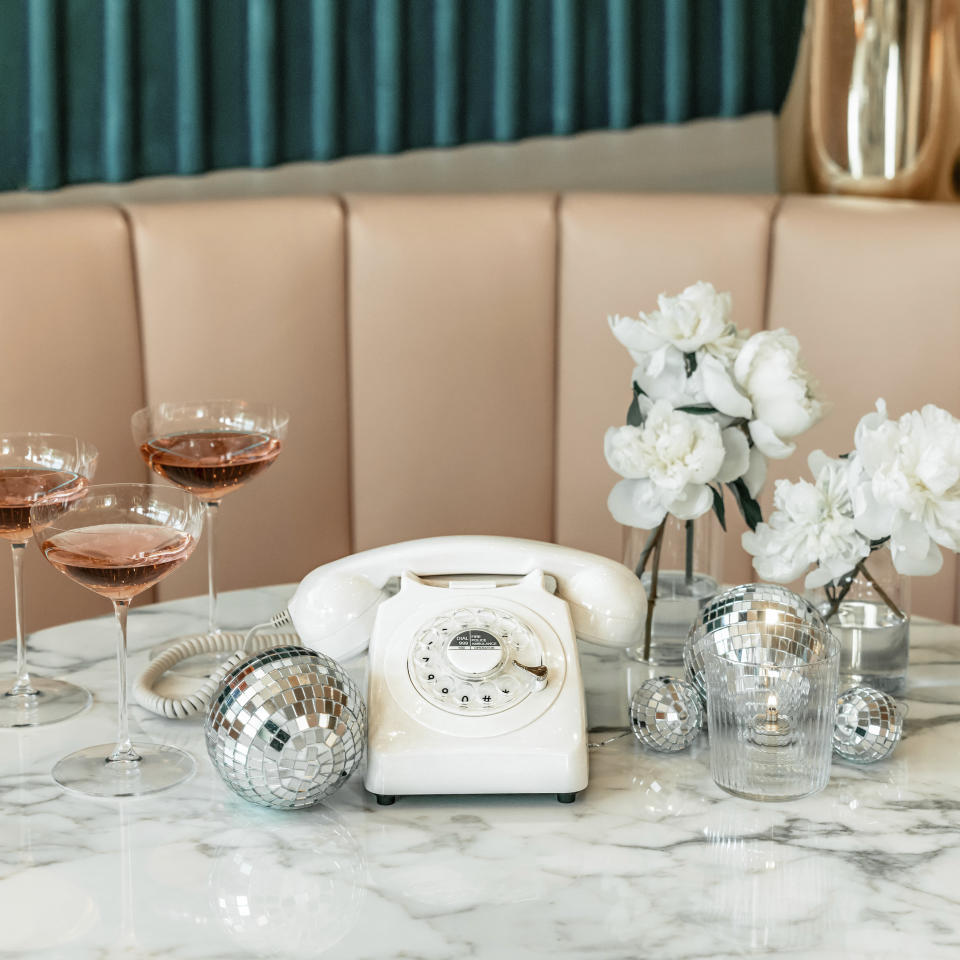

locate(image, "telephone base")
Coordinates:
556 792 577 804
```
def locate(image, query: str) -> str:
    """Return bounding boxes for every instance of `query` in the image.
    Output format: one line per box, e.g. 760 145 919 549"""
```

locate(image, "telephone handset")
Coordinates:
288 536 647 804
287 535 647 661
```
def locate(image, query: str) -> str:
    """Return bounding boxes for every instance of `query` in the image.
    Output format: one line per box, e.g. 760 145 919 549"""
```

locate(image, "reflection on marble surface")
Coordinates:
209 810 366 956
1 587 960 958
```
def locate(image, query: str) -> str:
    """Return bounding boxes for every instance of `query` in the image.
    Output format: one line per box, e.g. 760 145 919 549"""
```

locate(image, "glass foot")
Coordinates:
0 675 92 728
52 743 195 798
148 635 240 679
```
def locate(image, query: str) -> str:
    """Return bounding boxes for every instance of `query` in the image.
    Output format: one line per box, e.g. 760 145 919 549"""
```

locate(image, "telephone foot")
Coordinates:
556 792 576 804
376 794 398 806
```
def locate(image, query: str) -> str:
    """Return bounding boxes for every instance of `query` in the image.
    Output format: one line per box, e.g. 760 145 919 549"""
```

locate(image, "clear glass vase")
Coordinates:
622 512 723 665
808 549 910 696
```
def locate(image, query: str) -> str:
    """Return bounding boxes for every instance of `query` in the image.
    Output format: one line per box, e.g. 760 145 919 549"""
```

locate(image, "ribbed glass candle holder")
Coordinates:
705 629 840 802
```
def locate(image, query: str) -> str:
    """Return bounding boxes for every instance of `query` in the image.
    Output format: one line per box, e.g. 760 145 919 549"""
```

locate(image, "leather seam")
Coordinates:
340 193 357 556
762 194 785 333
551 192 562 547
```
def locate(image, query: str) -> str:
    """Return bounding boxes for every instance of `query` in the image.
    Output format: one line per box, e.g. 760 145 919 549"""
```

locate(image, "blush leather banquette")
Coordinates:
1 192 958 634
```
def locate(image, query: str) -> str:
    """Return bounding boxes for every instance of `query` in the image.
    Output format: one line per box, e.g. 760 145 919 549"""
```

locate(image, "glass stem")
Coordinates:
8 542 35 697
205 500 221 635
108 599 140 764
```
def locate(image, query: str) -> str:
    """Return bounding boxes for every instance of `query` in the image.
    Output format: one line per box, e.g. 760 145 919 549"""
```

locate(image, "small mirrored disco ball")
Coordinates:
834 683 904 764
630 676 704 752
205 646 366 809
684 584 831 705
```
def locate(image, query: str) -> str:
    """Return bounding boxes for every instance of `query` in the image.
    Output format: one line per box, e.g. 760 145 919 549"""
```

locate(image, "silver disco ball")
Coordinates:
834 683 904 764
205 646 366 809
683 584 831 705
630 676 704 752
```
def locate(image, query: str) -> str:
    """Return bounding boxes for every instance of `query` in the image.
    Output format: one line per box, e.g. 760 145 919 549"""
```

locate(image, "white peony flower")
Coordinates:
742 450 869 588
605 400 729 528
630 349 752 420
607 401 726 493
609 281 738 359
610 282 752 420
851 399 960 576
734 330 824 459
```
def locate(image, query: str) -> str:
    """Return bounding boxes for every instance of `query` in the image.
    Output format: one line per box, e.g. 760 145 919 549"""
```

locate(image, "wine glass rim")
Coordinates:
28 482 205 529
0 431 99 448
132 399 290 420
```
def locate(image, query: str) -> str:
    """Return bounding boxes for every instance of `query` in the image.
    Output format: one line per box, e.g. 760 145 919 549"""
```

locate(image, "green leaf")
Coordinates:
727 478 763 532
710 484 726 532
675 404 717 416
626 381 644 427
684 352 698 377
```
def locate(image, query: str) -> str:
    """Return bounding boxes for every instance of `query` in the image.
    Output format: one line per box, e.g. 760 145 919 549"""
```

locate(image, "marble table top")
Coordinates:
1 584 958 960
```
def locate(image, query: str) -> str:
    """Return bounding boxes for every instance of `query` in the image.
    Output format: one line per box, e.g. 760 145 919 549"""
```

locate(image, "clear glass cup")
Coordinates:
130 400 289 673
705 628 840 802
31 483 204 797
0 433 98 728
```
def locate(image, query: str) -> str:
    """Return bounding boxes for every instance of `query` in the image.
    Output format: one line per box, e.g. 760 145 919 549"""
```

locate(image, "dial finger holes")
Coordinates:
409 606 544 716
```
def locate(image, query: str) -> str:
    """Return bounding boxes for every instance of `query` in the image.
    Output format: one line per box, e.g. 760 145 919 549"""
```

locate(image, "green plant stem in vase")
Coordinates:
625 513 723 665
812 548 910 696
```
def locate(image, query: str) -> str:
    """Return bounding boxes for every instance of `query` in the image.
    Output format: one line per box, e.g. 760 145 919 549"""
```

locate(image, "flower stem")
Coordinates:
824 560 905 622
633 528 660 579
642 521 666 661
684 518 694 587
824 573 857 621
858 560 905 620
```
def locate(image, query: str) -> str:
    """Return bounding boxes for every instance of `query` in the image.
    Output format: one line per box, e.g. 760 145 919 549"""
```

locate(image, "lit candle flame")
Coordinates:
766 692 778 722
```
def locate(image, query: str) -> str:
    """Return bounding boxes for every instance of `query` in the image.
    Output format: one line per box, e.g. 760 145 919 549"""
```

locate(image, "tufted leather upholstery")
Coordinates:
1 192 958 636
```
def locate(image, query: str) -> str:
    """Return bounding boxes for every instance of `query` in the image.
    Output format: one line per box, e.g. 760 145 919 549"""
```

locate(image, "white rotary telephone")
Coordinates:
137 535 646 804
286 536 646 804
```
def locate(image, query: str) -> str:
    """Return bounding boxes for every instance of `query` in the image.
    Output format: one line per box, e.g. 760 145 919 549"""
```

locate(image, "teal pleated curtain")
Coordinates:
0 0 806 192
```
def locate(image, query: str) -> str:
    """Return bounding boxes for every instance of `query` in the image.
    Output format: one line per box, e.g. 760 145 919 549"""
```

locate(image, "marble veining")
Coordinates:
1 587 959 959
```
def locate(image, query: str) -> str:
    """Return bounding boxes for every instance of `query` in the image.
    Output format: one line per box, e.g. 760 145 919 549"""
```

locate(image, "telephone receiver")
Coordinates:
134 535 646 722
287 535 647 660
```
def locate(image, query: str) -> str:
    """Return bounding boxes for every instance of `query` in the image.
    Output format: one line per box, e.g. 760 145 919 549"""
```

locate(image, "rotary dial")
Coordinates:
408 606 544 716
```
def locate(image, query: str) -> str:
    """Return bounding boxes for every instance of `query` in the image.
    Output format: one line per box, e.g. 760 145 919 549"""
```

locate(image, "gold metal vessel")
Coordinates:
780 0 960 199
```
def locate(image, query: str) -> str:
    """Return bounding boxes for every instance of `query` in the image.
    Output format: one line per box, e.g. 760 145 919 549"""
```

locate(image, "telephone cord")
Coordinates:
133 609 297 719
587 731 631 749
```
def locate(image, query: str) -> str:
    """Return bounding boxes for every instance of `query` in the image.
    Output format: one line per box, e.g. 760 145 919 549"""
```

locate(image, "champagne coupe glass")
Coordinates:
130 400 289 672
0 433 98 728
32 483 204 797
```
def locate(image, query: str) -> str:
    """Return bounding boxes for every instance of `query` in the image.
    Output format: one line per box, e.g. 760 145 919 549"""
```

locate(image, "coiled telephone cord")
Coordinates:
133 609 296 719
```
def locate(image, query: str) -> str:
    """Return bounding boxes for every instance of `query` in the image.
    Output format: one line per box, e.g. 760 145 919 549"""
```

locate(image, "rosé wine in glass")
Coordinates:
139 430 281 500
0 435 98 729
42 523 196 601
32 483 203 798
131 401 289 676
0 468 88 542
